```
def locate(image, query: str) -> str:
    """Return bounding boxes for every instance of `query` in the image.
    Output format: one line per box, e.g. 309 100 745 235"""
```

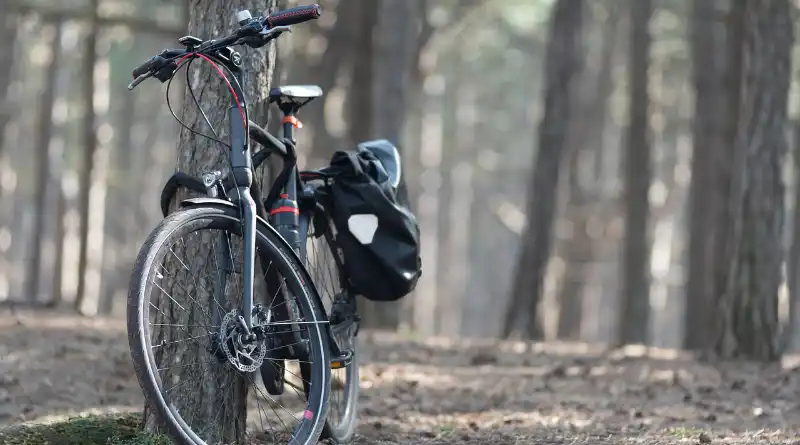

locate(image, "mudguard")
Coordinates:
179 197 330 327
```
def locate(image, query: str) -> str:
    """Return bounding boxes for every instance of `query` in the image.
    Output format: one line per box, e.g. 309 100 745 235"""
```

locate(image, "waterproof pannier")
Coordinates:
321 141 421 301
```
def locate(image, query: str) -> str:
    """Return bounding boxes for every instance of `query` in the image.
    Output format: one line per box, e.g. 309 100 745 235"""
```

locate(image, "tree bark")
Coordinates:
27 21 62 303
75 0 100 313
617 0 652 347
556 3 618 341
788 118 800 353
502 0 584 339
714 0 793 361
346 0 378 147
304 0 353 163
684 0 726 350
0 9 17 165
143 0 278 438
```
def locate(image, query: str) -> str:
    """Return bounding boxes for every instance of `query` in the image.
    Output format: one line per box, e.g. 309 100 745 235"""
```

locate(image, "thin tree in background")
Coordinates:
556 1 619 341
27 21 63 303
617 0 652 346
714 0 793 361
75 0 100 313
503 0 584 339
142 0 278 436
0 10 17 167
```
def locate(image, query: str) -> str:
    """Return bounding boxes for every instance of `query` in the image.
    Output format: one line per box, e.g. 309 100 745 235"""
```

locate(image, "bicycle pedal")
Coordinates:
330 350 353 369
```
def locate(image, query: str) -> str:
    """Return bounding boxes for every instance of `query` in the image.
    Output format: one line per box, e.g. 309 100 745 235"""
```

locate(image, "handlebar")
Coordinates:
128 4 321 89
267 4 322 27
132 56 165 78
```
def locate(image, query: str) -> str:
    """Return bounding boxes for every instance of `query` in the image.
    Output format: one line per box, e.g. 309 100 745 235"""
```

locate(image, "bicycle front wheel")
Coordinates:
127 205 330 445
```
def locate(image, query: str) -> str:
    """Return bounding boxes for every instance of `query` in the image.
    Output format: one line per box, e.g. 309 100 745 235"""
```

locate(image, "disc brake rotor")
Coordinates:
219 310 267 372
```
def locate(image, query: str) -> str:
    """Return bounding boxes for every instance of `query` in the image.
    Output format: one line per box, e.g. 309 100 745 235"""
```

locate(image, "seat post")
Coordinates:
281 107 296 143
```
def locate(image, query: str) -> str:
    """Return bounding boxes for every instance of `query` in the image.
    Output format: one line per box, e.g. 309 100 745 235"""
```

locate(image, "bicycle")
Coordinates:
125 4 369 444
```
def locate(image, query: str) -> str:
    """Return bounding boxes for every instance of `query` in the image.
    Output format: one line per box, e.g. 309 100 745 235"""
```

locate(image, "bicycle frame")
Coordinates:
204 49 303 332
165 43 348 359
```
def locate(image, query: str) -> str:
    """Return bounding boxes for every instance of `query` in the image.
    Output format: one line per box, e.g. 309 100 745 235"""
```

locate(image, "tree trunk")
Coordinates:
710 0 744 346
617 0 652 347
143 0 278 438
502 0 584 339
556 4 618 341
0 8 17 164
714 0 792 361
305 0 352 163
75 0 100 313
27 21 62 303
788 118 800 353
684 0 726 350
346 0 377 147
355 0 420 331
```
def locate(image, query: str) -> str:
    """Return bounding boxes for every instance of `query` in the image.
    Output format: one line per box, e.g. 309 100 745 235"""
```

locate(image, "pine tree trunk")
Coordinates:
344 0 377 148
305 0 352 164
788 118 800 352
556 5 617 340
617 0 652 346
27 21 62 303
75 0 100 312
684 0 727 351
714 0 793 361
142 0 277 438
0 7 17 164
503 0 584 339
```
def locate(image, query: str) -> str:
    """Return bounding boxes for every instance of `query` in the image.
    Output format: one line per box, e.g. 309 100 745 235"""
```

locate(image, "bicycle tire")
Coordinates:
127 205 330 445
299 211 360 443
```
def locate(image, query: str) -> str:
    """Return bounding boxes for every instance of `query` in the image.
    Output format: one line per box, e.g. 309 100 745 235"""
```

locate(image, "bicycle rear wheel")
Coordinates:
299 210 360 443
127 206 330 445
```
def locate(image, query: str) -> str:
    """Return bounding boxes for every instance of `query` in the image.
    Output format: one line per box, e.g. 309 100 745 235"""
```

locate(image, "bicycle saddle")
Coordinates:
270 85 323 100
357 139 402 189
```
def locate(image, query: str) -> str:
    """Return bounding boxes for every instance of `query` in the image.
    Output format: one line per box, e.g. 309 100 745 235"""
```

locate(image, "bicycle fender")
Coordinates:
179 197 331 325
180 197 237 209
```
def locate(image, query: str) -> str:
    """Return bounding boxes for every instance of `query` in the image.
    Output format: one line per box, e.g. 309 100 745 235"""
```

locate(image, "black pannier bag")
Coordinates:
321 141 421 302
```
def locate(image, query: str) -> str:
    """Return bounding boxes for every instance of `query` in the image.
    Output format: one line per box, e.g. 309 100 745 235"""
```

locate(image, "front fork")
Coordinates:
203 170 257 338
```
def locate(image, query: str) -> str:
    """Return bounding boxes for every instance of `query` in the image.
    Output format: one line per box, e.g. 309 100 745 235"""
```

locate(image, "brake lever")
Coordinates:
128 72 153 91
261 25 291 38
242 24 291 49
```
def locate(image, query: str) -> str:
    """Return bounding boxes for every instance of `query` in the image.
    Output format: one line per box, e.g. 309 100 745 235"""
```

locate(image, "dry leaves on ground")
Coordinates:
1 309 799 444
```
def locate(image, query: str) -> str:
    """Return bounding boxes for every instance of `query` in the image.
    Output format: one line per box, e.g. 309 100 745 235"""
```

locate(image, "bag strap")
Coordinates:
345 151 364 177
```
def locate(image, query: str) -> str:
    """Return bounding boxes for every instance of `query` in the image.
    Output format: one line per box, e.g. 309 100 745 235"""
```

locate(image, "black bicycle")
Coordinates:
125 5 363 444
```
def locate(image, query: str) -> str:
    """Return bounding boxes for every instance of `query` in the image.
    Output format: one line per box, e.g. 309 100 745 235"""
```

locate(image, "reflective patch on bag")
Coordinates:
347 214 378 244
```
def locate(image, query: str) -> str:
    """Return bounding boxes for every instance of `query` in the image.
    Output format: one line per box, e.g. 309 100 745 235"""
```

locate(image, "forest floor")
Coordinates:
1 308 800 444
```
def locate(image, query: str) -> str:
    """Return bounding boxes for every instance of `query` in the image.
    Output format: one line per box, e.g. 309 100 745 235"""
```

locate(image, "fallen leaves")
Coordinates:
2 309 800 444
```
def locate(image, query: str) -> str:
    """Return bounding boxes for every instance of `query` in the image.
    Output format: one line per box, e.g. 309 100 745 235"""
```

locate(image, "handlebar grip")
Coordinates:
266 4 321 27
132 56 164 78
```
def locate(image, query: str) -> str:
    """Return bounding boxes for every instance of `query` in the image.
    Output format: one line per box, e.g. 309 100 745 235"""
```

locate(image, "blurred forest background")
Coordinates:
2 0 800 362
